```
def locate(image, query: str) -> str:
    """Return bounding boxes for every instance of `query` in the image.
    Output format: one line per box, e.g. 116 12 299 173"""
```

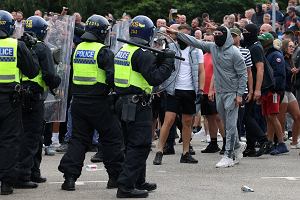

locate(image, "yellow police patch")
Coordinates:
0 21 6 25
26 20 32 28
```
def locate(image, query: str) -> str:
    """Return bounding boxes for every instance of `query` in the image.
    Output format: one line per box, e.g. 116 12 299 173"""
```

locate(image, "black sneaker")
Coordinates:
201 143 220 153
189 145 196 155
256 141 273 157
180 152 198 164
163 145 175 155
117 188 148 198
243 148 257 157
153 152 163 165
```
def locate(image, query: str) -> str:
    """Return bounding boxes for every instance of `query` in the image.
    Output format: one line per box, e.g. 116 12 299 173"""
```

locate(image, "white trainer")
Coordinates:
234 142 247 161
290 143 300 149
216 156 234 168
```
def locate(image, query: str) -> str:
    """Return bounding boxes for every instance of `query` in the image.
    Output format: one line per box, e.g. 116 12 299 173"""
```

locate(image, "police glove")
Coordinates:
20 32 38 48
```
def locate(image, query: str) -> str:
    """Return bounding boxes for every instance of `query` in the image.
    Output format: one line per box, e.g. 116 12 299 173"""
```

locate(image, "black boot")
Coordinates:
107 178 118 189
189 144 196 155
117 187 148 198
136 182 157 191
91 145 104 163
61 176 76 191
1 182 13 195
153 152 163 165
31 175 47 183
163 145 175 155
14 181 38 189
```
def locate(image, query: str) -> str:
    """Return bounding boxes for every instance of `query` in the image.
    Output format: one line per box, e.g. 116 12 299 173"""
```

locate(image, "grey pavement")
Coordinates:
2 134 300 200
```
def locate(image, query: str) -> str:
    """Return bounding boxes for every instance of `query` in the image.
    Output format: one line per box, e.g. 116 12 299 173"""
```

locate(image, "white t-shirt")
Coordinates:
175 47 203 90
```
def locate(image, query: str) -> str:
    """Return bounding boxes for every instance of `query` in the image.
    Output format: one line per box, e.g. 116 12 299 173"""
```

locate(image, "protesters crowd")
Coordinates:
3 0 300 193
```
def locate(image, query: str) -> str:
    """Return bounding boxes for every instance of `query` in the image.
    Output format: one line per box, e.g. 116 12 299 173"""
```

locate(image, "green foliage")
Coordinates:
1 0 288 23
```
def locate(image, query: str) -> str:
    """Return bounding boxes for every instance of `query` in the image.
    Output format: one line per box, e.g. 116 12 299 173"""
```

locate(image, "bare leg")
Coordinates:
182 114 193 154
156 112 176 152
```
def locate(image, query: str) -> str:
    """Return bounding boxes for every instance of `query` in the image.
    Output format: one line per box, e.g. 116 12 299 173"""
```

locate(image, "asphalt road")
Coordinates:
2 133 300 200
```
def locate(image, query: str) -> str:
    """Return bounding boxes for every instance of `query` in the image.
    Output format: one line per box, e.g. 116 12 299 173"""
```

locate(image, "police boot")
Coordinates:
107 177 118 189
61 176 76 191
1 182 13 195
14 181 38 189
90 145 104 163
117 187 148 198
136 182 157 191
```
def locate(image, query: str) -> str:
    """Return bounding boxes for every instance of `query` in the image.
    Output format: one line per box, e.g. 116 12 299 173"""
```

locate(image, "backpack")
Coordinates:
249 43 275 92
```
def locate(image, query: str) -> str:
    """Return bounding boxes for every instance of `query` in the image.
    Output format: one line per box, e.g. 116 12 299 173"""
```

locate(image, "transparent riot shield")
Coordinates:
110 20 130 53
43 15 75 122
150 30 182 94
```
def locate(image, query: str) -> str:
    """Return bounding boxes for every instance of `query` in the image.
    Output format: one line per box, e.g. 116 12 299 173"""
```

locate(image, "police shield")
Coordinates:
150 30 182 94
110 20 130 53
43 15 75 122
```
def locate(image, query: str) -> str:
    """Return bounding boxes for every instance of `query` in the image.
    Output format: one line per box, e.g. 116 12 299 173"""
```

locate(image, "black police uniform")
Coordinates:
15 41 61 186
58 37 124 188
115 47 174 191
0 39 39 189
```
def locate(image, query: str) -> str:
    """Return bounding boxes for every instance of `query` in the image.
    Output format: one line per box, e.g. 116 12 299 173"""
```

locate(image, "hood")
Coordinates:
256 4 263 14
216 26 233 50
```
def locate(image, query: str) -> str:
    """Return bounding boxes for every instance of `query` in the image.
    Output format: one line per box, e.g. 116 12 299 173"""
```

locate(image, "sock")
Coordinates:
211 138 217 145
52 132 59 143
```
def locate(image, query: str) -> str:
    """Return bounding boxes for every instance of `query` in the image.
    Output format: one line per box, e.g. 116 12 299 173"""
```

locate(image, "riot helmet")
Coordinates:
24 16 48 41
129 15 155 45
82 15 110 43
0 10 15 37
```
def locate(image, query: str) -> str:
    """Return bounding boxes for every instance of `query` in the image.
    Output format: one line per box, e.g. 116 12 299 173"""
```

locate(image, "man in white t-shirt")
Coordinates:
153 24 205 165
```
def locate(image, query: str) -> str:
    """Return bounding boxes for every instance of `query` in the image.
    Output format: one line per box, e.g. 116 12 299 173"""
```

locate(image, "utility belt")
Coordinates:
120 94 153 107
9 84 43 111
119 94 152 123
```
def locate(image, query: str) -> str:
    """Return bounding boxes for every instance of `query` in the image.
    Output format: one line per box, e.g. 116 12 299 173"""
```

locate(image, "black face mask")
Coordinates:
178 38 188 50
243 24 258 47
214 26 227 47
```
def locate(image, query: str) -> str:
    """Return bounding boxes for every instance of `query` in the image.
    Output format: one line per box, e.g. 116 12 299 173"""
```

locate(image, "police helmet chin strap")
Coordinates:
150 31 182 96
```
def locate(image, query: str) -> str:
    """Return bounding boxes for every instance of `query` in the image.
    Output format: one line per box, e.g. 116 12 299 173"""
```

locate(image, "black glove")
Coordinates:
49 76 61 93
20 32 38 48
160 49 176 70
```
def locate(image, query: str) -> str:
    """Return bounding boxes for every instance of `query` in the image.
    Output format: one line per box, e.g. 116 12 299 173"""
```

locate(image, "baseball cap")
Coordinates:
230 28 241 36
258 32 274 48
258 32 274 41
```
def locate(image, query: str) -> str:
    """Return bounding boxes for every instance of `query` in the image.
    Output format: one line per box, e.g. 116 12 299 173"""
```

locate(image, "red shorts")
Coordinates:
261 91 280 116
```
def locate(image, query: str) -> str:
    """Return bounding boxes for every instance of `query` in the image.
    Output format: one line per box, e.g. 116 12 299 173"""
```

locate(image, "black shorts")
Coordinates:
166 89 196 115
200 94 218 115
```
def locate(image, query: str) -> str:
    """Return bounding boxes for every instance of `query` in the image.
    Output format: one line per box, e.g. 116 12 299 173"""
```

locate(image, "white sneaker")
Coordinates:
216 156 234 168
290 143 300 149
235 142 247 160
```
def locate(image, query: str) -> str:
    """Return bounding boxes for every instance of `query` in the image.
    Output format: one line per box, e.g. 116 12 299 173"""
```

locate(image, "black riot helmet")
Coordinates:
82 15 110 43
0 10 15 37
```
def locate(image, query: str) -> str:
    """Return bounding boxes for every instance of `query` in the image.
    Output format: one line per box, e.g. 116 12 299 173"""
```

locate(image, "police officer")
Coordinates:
58 15 124 191
114 15 175 198
14 16 61 189
0 10 38 195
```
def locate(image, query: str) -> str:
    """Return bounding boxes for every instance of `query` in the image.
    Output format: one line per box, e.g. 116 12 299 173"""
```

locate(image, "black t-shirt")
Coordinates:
248 42 264 88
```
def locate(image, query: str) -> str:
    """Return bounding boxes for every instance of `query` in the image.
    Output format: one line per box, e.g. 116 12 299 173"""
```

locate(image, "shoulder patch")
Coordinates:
276 57 281 63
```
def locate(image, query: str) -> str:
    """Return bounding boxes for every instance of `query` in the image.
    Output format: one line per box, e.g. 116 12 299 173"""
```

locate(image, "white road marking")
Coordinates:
261 177 300 181
49 180 107 185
